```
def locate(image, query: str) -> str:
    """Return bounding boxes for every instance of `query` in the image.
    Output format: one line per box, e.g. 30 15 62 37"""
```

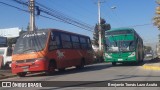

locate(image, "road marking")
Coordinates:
143 65 160 71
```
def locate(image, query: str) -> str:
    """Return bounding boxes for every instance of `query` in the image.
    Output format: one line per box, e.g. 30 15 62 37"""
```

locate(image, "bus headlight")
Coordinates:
105 53 112 58
128 52 135 57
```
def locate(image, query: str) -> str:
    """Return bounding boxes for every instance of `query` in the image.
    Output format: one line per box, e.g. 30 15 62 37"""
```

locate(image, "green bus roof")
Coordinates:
107 28 134 32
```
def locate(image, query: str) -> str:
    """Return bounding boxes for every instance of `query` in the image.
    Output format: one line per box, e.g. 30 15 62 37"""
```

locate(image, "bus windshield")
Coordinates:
105 38 135 52
13 31 49 54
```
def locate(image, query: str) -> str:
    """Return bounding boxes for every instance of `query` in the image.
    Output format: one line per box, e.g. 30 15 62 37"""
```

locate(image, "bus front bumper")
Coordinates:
104 57 136 63
11 59 49 74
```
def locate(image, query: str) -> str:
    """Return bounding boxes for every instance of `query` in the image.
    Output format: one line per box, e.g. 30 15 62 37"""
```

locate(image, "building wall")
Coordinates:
0 27 21 38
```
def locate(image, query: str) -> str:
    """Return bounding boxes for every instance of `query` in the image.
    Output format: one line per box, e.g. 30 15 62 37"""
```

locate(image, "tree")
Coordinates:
93 18 111 47
93 24 99 46
153 16 160 30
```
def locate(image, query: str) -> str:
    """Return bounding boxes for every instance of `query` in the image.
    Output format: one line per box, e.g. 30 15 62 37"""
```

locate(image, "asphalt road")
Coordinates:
0 59 160 90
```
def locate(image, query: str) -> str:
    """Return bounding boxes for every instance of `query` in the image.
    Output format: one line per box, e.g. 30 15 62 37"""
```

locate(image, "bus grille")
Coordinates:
16 59 35 63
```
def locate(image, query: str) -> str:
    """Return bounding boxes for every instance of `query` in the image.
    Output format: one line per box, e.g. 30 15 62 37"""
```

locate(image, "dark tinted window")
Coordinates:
80 37 87 43
49 32 61 50
71 36 79 42
13 31 49 54
61 34 71 41
71 35 80 49
61 34 72 48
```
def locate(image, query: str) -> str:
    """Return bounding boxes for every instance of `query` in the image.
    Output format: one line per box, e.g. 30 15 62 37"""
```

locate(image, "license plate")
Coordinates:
118 59 123 61
23 68 29 72
22 66 29 69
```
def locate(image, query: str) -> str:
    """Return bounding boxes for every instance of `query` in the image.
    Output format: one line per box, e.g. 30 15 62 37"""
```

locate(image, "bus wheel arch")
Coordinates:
46 59 57 75
76 58 85 69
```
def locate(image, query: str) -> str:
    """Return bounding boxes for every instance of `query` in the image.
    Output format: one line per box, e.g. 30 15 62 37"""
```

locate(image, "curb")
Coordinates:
0 74 17 80
143 65 160 71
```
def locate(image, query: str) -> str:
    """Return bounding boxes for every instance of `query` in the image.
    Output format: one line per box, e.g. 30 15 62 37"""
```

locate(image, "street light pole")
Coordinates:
98 0 102 51
29 0 35 31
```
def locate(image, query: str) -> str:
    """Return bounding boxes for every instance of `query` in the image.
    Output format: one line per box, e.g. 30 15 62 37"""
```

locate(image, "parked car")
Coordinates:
145 52 153 59
0 47 12 69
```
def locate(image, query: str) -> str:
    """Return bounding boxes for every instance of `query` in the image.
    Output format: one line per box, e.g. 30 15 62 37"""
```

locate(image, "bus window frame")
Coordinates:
71 35 81 49
61 33 72 49
48 32 61 51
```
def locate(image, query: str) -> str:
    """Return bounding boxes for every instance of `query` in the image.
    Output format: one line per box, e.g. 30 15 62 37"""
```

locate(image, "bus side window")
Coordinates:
80 37 88 49
61 34 72 48
71 35 80 49
87 38 92 49
49 34 61 50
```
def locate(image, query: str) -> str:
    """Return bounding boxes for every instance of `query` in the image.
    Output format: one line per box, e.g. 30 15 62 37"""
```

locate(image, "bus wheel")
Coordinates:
45 61 56 75
112 62 116 66
17 72 27 77
76 59 85 69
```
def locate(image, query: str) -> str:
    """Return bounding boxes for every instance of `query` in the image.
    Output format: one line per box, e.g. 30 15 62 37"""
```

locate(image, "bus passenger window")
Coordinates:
61 34 72 48
87 38 92 49
49 35 60 50
71 36 80 49
80 37 88 49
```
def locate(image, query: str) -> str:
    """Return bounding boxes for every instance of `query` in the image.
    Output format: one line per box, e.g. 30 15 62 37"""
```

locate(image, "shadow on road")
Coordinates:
26 63 113 77
19 58 160 77
144 58 160 64
25 60 149 77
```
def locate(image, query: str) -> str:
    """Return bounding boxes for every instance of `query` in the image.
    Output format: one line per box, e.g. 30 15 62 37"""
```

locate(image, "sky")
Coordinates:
0 0 159 50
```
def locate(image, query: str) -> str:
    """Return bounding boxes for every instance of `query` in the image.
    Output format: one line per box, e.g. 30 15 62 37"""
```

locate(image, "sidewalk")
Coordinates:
0 69 16 80
143 58 160 71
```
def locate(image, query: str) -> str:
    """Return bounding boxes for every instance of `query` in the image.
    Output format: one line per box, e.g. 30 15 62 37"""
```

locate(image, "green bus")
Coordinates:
103 28 144 65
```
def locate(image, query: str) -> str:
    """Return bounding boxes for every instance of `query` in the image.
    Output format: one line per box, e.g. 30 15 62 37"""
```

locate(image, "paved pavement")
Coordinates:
0 68 16 80
1 61 160 90
0 58 160 80
143 57 160 70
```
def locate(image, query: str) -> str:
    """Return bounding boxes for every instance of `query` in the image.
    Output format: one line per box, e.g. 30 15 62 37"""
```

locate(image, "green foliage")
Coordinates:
93 24 99 46
7 37 18 47
93 18 111 47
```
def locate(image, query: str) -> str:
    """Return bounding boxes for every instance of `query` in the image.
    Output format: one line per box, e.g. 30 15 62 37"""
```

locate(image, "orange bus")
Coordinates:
11 29 93 77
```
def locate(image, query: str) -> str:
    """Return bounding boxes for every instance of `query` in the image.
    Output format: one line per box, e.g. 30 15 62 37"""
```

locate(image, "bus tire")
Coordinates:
17 72 27 77
76 59 85 69
4 62 11 69
112 62 116 66
45 60 56 75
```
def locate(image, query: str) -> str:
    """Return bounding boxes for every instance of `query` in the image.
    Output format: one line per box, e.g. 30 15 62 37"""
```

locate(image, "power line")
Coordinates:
35 2 94 30
0 1 29 13
0 1 94 32
11 0 94 32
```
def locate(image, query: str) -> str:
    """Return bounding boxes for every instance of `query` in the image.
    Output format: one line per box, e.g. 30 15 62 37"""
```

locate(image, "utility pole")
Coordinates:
29 0 35 31
98 0 102 50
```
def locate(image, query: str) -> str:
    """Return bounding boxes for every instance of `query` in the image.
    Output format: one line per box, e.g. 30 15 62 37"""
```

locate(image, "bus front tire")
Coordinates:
17 72 27 77
76 59 85 69
112 62 116 66
45 61 56 75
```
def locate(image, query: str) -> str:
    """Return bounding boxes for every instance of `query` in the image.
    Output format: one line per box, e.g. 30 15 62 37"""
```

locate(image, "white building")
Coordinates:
0 27 21 38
